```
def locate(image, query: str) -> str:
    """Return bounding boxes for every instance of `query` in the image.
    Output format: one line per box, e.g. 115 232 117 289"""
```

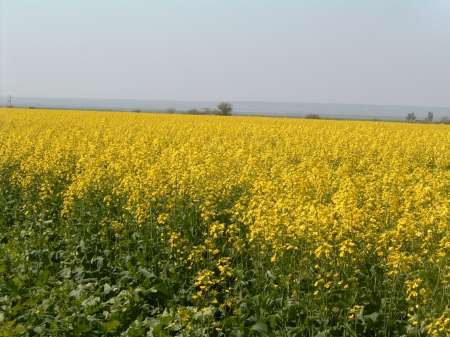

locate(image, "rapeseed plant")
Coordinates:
0 108 448 336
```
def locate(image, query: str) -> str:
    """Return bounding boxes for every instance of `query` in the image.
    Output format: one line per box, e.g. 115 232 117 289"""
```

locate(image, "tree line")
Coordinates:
166 102 233 116
406 112 450 124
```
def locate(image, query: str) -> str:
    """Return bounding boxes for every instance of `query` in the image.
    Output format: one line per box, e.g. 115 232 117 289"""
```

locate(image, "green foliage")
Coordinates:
0 185 413 337
1 110 448 336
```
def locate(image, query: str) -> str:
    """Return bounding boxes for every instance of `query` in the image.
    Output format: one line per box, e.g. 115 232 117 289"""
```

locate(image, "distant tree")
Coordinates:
440 116 450 124
425 111 434 122
305 114 320 119
217 102 233 116
187 109 202 115
202 108 214 114
406 113 416 122
166 108 176 114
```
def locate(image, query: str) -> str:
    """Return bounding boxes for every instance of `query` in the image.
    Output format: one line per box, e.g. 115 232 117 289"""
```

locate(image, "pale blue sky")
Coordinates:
1 0 450 106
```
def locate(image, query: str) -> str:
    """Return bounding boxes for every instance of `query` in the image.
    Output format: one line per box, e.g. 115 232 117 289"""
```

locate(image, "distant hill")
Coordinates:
1 96 450 121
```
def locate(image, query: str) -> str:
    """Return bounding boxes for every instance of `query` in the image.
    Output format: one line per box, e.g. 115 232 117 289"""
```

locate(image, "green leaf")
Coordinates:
266 270 276 281
364 311 380 322
33 326 44 334
139 267 155 279
103 283 112 295
14 324 27 335
104 319 121 332
251 321 268 334
60 267 71 279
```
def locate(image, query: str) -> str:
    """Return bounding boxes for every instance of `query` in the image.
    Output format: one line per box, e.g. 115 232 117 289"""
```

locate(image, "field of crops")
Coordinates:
0 108 449 336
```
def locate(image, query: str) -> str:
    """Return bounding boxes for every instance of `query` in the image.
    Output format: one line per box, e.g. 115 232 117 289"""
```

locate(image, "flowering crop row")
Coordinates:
0 108 449 336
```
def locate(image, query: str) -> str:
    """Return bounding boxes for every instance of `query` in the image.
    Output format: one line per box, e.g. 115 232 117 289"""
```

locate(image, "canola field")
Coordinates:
0 108 449 337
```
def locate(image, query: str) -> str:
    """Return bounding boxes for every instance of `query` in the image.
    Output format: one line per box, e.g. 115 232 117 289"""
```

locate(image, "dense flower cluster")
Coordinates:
0 108 449 336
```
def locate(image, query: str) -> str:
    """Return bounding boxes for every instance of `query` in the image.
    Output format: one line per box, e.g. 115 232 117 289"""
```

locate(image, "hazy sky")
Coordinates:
1 0 450 106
